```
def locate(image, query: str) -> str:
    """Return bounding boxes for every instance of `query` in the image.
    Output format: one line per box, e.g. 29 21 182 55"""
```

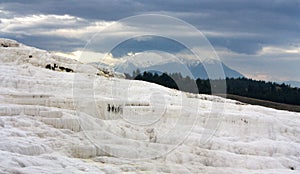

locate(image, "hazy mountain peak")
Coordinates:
110 51 243 79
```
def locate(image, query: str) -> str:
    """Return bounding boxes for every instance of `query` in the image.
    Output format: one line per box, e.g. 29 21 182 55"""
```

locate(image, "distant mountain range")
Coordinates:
112 53 244 79
104 35 244 79
284 81 300 88
185 60 244 79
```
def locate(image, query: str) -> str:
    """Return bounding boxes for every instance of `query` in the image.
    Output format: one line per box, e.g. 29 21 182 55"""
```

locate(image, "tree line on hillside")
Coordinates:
125 70 300 106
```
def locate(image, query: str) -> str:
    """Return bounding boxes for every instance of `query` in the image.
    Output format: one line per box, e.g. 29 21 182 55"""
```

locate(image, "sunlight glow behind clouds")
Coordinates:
260 46 300 55
0 14 108 37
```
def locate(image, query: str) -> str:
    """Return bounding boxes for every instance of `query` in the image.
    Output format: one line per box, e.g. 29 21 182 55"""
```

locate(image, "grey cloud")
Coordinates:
221 51 300 81
209 37 264 54
2 33 84 52
0 0 299 55
0 0 142 20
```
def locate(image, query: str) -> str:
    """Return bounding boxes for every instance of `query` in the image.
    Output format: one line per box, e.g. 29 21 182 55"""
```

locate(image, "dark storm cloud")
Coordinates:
166 0 300 54
140 0 300 54
0 0 299 54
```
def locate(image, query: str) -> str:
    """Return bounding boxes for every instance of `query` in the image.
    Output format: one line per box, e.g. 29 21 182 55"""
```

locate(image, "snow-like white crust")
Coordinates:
0 38 299 173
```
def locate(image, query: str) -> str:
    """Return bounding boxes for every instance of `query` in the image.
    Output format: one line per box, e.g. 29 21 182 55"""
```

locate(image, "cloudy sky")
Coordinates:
0 0 300 82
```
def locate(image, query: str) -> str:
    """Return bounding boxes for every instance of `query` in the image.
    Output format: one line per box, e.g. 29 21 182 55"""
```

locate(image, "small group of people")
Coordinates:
107 104 123 114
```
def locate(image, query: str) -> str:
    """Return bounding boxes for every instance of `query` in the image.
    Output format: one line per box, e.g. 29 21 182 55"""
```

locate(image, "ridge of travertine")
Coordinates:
0 38 299 173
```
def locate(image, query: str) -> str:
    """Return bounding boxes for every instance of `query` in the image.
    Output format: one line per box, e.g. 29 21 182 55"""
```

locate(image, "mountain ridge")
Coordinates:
112 54 244 79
